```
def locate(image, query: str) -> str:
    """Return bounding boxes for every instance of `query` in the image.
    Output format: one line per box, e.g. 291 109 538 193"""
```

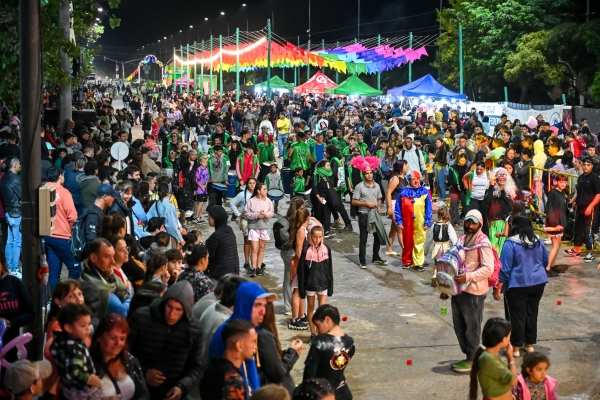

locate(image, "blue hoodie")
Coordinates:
208 282 267 393
499 235 549 292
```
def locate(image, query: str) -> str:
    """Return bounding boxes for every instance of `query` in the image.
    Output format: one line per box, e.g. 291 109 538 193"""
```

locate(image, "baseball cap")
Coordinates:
4 359 52 395
257 291 277 302
405 134 415 140
97 184 120 197
464 215 480 223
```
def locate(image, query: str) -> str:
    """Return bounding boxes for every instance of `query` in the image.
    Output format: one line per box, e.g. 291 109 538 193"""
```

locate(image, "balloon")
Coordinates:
526 116 538 129
0 333 33 375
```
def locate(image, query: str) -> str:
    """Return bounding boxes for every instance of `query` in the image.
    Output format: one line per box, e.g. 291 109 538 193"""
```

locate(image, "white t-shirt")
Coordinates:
100 374 136 400
471 173 489 200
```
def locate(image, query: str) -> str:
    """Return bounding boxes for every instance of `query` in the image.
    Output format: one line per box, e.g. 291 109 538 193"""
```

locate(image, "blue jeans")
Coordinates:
436 166 448 201
45 236 82 291
198 135 208 153
277 134 288 157
5 214 21 273
134 109 141 123
234 121 244 135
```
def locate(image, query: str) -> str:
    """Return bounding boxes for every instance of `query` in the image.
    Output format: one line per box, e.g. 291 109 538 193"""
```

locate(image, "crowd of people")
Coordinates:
0 82 594 399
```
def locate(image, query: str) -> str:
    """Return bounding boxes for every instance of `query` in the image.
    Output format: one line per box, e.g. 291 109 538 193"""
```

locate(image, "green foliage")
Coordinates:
0 0 120 110
435 0 573 100
504 31 566 102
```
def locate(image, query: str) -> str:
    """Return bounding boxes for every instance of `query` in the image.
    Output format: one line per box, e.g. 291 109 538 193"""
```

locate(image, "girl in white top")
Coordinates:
230 178 257 270
259 114 274 134
244 182 274 277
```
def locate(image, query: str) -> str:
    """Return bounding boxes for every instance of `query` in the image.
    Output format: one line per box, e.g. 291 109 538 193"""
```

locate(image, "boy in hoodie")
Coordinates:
441 210 494 374
205 205 240 280
265 163 282 214
208 282 277 395
201 319 257 400
128 281 204 400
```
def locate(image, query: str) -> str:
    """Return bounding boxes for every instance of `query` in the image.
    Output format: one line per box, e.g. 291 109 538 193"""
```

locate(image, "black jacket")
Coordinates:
128 281 204 400
257 329 299 395
92 350 150 400
0 170 21 218
142 112 153 131
205 205 240 280
83 204 106 248
108 197 136 236
297 244 333 299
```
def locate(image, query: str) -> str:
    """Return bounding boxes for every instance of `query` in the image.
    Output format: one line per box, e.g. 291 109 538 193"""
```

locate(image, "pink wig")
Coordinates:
348 156 380 172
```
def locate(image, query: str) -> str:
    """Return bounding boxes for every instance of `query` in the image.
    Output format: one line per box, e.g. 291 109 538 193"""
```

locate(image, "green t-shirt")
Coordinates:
290 142 311 171
292 176 305 193
477 351 514 399
332 137 347 151
258 142 275 164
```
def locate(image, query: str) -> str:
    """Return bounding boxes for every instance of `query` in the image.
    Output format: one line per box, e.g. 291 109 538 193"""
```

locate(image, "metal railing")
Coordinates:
528 166 578 221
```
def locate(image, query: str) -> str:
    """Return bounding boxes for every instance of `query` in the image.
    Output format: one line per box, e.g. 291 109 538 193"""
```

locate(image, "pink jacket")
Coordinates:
46 182 77 240
514 374 558 400
460 210 494 296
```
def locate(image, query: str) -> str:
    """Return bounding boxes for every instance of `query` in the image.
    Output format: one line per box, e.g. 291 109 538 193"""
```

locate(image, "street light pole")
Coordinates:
358 0 360 40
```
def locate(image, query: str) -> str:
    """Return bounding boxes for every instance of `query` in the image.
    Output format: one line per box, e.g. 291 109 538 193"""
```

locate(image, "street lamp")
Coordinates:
240 4 249 31
219 13 230 36
205 17 208 21
98 7 103 11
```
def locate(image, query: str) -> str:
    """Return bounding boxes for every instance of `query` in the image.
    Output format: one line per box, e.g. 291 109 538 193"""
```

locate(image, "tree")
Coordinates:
0 0 121 110
435 0 572 101
504 31 566 103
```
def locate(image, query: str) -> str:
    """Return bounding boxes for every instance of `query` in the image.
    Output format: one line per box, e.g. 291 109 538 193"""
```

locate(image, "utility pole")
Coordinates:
459 24 463 94
173 47 176 89
180 44 183 91
336 41 339 83
20 0 43 360
201 40 205 96
193 41 197 92
219 35 223 95
58 0 72 135
377 34 381 90
186 42 190 91
210 35 213 96
358 0 360 40
267 19 272 99
236 28 240 102
408 32 413 83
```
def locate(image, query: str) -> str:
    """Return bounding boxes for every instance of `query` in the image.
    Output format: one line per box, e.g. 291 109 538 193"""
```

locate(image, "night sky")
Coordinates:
94 0 445 79
93 0 597 87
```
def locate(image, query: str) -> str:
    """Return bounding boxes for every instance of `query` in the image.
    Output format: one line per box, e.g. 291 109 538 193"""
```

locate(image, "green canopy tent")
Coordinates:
325 74 382 96
254 75 294 92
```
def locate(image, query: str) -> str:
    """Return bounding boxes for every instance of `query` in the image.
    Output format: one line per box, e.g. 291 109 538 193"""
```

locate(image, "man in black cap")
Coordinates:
80 184 118 247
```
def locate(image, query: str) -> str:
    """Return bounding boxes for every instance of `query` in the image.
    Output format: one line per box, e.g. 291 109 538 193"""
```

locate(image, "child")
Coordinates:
178 243 214 302
165 248 184 285
512 352 558 400
469 318 517 400
265 162 283 213
545 174 568 277
431 206 458 284
291 167 306 198
143 231 170 262
298 226 333 338
144 253 170 285
194 156 210 223
49 303 102 400
304 304 355 400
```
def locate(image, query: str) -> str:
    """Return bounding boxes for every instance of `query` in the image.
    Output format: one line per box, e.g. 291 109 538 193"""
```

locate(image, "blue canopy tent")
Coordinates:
387 74 466 100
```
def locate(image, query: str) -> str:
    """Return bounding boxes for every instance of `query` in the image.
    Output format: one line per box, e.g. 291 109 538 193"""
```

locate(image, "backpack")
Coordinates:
435 234 501 296
71 210 91 262
273 217 291 251
432 222 450 243
401 148 422 173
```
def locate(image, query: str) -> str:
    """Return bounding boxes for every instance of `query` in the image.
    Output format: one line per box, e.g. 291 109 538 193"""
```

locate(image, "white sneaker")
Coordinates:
385 251 399 256
544 238 551 245
11 270 22 279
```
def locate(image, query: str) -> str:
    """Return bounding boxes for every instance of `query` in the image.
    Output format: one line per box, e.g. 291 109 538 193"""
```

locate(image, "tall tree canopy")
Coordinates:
0 0 120 109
